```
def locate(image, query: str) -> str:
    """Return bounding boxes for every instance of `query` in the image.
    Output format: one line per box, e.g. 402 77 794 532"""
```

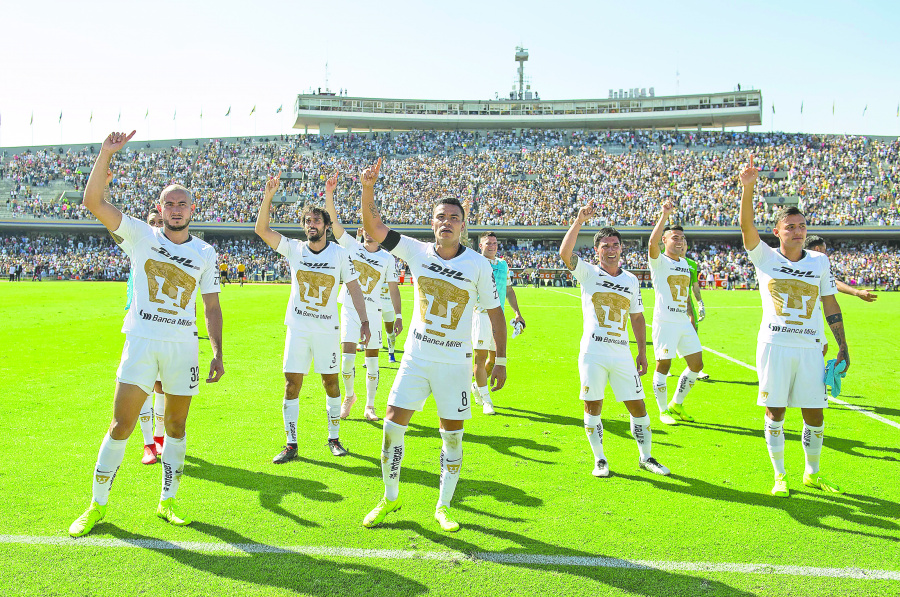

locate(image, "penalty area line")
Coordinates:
1 535 898 581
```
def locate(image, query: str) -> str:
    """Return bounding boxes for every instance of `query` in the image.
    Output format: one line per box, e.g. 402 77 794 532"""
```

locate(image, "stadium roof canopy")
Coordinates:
293 91 763 133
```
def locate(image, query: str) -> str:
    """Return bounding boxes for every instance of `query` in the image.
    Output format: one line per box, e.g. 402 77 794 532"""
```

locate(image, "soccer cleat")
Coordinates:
639 457 671 476
592 459 610 478
364 405 380 422
362 496 402 528
157 498 192 526
698 371 710 380
328 438 349 457
388 354 397 363
434 506 460 532
154 436 165 453
142 444 159 465
482 400 495 415
272 445 297 464
667 401 695 422
771 473 789 497
340 394 357 419
803 472 844 494
659 410 677 425
69 502 106 537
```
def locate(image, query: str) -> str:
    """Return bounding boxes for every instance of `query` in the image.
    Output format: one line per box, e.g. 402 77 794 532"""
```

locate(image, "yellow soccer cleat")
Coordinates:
771 473 789 498
434 506 460 532
69 502 106 538
157 498 192 526
667 400 695 422
362 496 402 528
803 472 844 494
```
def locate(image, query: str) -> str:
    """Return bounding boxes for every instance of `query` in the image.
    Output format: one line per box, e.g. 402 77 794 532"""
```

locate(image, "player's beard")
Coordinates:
165 215 191 232
307 227 324 242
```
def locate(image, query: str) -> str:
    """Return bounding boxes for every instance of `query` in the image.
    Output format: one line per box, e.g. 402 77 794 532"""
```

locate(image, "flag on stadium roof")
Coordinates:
771 104 775 115
173 110 177 120
225 106 231 117
276 105 283 113
250 105 256 116
800 101 803 114
89 111 93 123
862 105 868 117
29 112 33 126
145 109 149 119
59 111 62 123
117 111 121 123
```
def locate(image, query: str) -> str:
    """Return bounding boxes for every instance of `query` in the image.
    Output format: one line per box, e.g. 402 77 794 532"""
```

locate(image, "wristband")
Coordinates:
494 357 507 366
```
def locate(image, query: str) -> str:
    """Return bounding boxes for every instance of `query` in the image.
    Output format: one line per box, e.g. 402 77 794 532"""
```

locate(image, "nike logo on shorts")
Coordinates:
458 407 470 412
189 383 199 389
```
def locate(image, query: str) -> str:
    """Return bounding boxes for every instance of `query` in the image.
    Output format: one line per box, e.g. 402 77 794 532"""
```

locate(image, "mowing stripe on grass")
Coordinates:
1 535 898 580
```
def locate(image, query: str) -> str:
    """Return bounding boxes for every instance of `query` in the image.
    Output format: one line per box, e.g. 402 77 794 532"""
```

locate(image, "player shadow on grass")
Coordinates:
836 396 900 420
393 520 758 597
615 471 900 543
184 455 343 528
104 523 429 597
494 407 678 447
401 421 561 464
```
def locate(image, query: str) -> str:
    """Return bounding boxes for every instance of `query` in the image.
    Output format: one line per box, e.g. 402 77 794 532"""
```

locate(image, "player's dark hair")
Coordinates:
300 204 332 227
479 231 497 242
663 225 684 234
774 206 805 227
593 227 622 248
804 235 826 251
433 197 464 217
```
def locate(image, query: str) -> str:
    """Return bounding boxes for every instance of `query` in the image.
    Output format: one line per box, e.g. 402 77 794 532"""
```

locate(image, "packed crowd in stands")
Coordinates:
3 232 899 291
3 130 898 227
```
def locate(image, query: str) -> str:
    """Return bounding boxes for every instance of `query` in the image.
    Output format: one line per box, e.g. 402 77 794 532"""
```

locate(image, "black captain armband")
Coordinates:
826 313 843 325
382 229 401 251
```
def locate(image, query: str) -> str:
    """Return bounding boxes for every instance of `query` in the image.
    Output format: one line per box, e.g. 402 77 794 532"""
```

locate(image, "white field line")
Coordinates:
1 535 897 581
546 288 900 431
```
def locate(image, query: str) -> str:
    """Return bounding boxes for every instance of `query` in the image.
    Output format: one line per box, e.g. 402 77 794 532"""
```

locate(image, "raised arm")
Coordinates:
648 201 674 260
323 171 345 240
739 154 761 251
83 131 135 230
360 158 389 243
255 172 283 250
560 203 595 270
821 295 849 372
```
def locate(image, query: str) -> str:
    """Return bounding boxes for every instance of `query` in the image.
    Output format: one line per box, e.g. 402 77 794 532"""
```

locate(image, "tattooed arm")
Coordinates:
822 295 849 372
359 158 389 244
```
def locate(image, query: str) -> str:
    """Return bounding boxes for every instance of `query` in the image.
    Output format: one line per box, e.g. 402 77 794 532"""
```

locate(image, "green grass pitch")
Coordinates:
0 281 898 596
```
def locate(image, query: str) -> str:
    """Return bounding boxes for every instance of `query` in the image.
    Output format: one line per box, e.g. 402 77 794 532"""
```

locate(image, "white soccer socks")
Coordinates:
386 330 396 355
365 356 379 407
630 415 653 461
92 434 128 506
476 385 492 406
341 354 356 398
326 395 342 440
802 423 825 475
652 372 668 412
673 368 699 405
283 398 300 446
153 392 166 445
584 413 605 462
139 396 154 445
438 429 464 509
160 434 187 501
764 416 786 475
381 420 408 501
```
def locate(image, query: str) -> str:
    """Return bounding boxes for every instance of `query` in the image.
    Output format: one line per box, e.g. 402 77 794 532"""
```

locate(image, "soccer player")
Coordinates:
648 204 704 424
471 231 525 415
321 171 402 422
560 206 670 477
379 273 403 363
69 130 224 538
359 158 507 532
739 155 849 497
672 241 710 381
237 262 246 287
255 173 370 462
804 236 878 302
219 260 230 284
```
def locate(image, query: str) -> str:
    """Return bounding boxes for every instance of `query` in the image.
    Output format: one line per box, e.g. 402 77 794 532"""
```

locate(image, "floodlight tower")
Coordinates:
515 47 529 100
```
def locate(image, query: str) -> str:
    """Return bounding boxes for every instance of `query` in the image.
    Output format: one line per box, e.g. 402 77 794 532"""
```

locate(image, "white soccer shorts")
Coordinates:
652 320 702 360
116 335 200 396
340 305 383 349
381 296 395 323
388 355 473 420
283 328 339 375
756 343 828 409
471 311 496 352
578 354 645 402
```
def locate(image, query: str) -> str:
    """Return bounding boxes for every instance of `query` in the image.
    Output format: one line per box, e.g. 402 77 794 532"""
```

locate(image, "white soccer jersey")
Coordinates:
573 259 643 360
276 236 357 334
112 215 219 342
748 242 836 349
389 235 500 365
649 253 692 323
336 234 394 317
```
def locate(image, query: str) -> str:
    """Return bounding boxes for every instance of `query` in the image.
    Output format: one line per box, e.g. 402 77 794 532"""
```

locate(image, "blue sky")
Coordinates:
1 0 898 147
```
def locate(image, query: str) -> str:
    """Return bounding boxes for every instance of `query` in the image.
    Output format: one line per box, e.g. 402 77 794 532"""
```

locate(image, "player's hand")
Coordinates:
462 197 472 218
361 157 382 189
325 171 339 195
697 301 706 321
264 172 281 201
739 153 759 188
857 289 877 302
393 316 403 335
359 321 371 348
661 200 675 217
101 130 136 155
635 352 648 376
207 356 225 383
835 347 850 374
490 364 507 392
512 314 526 329
576 202 596 224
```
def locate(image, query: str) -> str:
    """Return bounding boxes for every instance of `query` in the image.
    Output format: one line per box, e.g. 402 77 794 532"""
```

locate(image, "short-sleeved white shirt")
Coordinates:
112 215 219 342
276 236 357 334
573 259 643 361
335 234 395 315
390 236 500 364
748 243 836 349
649 253 692 323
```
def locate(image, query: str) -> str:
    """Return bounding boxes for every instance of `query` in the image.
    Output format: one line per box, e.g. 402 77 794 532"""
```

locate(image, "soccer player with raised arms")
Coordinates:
648 204 704 424
359 158 507 532
739 155 849 497
69 131 224 537
256 173 370 461
560 204 670 477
